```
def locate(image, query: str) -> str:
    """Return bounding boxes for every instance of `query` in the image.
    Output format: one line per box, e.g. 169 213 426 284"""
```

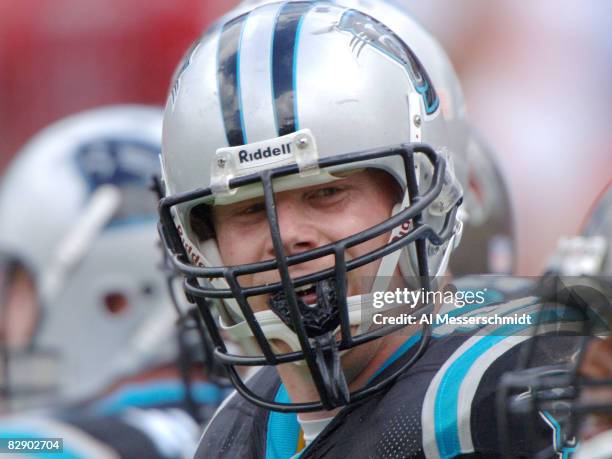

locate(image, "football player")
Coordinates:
499 183 612 459
569 183 612 458
500 186 612 458
158 1 588 457
0 106 227 458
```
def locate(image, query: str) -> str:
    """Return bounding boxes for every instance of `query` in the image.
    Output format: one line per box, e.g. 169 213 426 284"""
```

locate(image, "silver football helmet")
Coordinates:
233 0 514 278
0 105 181 410
160 1 468 411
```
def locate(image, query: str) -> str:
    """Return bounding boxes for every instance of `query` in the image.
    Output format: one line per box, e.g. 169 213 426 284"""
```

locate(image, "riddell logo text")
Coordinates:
238 143 292 164
177 225 205 268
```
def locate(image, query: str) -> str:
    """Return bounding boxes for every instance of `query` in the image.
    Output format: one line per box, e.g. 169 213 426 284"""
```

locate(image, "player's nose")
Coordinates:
266 193 321 258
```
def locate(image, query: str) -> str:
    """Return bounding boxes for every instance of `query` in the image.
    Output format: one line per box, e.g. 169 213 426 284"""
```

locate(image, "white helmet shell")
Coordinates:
0 105 179 406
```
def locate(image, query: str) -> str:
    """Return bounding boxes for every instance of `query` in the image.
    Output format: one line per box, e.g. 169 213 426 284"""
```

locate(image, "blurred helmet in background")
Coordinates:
0 105 180 411
546 182 611 277
581 182 612 275
450 128 516 276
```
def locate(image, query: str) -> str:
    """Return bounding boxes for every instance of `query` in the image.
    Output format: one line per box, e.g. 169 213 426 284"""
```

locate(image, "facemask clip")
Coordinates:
313 331 350 408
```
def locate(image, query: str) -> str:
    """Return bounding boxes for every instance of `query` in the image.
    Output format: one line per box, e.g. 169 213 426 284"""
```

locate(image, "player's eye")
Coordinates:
239 202 266 215
314 187 340 197
306 186 347 204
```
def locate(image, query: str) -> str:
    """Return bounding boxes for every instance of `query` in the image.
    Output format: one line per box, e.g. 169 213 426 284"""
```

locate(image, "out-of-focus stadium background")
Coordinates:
0 0 234 168
0 0 610 275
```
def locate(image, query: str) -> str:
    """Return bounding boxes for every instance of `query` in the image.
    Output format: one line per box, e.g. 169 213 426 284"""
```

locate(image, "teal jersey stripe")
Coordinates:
90 380 224 415
435 334 507 458
266 385 300 459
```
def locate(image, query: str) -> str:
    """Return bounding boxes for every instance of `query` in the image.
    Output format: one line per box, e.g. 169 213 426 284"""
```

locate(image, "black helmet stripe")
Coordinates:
217 13 249 147
271 1 315 137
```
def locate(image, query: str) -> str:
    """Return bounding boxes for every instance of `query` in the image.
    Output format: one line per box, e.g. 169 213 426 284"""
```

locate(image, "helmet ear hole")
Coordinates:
104 292 129 315
141 284 155 297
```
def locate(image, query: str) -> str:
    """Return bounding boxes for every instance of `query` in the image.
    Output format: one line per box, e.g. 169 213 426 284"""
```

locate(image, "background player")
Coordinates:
0 105 228 458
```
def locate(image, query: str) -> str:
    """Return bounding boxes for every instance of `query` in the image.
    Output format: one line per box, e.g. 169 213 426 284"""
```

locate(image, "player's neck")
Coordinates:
293 328 419 421
345 327 420 397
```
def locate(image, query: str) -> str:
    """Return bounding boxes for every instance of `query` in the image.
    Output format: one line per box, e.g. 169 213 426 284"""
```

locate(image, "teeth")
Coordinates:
295 283 314 293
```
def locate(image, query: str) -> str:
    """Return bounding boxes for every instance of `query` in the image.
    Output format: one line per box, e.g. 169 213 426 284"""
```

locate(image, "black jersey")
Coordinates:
196 293 583 459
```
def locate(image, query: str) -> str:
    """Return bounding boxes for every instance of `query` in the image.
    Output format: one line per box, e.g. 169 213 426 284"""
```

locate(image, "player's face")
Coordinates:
213 169 402 394
0 265 38 350
213 169 400 317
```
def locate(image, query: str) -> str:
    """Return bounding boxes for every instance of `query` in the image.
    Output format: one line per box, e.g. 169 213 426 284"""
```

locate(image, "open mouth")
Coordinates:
267 278 339 337
294 283 318 306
